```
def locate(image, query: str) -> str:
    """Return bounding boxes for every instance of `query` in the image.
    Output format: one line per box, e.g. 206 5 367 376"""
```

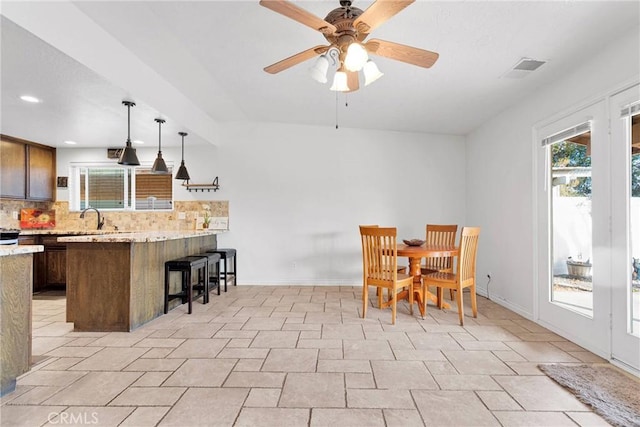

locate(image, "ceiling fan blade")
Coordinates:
365 38 439 68
354 0 414 35
346 70 359 92
260 0 336 35
264 46 329 74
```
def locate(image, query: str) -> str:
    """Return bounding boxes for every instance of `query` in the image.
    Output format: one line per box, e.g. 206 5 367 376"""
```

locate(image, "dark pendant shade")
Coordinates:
175 131 190 181
118 100 140 166
151 118 169 174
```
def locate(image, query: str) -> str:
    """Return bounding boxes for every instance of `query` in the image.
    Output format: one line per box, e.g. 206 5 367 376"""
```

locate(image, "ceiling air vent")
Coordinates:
502 57 546 79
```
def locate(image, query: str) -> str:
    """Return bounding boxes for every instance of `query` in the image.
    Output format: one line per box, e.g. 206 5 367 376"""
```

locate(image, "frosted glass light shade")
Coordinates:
344 43 368 72
363 60 384 86
309 55 329 83
329 71 349 92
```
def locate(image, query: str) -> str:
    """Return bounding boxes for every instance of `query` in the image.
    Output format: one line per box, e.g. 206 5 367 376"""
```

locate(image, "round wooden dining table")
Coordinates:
396 243 459 317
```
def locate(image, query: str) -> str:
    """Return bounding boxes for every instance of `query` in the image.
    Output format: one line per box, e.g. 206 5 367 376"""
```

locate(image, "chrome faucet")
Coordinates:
80 207 105 230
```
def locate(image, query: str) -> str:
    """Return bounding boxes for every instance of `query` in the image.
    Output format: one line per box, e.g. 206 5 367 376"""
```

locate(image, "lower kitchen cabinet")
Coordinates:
19 235 67 292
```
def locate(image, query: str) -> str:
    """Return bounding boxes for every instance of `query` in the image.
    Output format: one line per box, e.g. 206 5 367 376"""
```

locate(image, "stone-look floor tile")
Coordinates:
227 338 252 348
140 347 173 358
393 349 447 361
345 372 376 389
318 348 343 359
551 341 586 352
565 411 612 426
217 347 269 359
317 359 371 373
0 385 34 404
39 357 83 370
32 337 76 355
86 334 145 347
133 371 172 387
134 338 186 348
372 360 437 390
304 312 342 324
68 347 147 371
568 351 607 363
45 346 103 358
464 325 522 341
262 348 318 372
234 358 264 371
424 360 458 375
443 350 514 375
224 371 286 388
291 302 325 312
383 409 425 427
407 332 463 350
170 323 223 338
109 386 185 406
42 406 135 427
163 359 236 387
43 372 142 406
251 330 300 348
347 389 415 409
6 386 63 405
148 329 178 338
0 405 67 426
495 376 591 411
32 322 74 337
492 350 527 362
311 408 385 427
214 330 258 339
516 332 567 341
236 408 310 427
120 407 171 427
18 370 86 387
343 339 395 360
505 361 547 375
244 388 281 407
166 338 228 358
159 387 249 427
279 373 345 408
506 341 580 362
299 330 321 339
297 339 342 349
476 390 523 410
322 324 365 340
458 341 511 351
124 358 185 372
412 390 500 426
492 411 577 426
433 374 502 390
242 317 285 330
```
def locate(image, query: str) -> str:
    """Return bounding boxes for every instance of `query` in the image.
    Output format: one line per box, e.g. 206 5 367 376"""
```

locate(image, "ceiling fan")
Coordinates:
259 0 439 92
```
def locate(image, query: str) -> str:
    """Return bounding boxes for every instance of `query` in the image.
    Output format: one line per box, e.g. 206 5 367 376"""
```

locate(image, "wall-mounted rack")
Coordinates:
181 176 220 192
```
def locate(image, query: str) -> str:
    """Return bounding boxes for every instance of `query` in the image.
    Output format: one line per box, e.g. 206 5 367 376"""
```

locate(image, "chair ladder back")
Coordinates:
360 226 397 284
425 224 458 271
458 227 481 283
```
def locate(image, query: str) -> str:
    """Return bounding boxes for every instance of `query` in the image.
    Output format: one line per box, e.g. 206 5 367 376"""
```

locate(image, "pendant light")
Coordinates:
175 131 190 181
118 100 140 166
151 118 169 174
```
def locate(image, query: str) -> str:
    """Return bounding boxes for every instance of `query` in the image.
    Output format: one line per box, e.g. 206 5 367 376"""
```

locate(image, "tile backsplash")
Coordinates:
0 200 229 231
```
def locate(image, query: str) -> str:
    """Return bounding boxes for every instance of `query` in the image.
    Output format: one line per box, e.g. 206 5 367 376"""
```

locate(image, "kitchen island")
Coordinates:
0 244 43 396
60 230 222 332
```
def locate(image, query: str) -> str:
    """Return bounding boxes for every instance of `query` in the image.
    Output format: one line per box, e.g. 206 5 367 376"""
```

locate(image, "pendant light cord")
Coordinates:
127 104 131 142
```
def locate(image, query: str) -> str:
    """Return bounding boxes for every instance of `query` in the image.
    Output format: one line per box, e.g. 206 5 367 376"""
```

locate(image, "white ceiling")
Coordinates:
2 1 639 148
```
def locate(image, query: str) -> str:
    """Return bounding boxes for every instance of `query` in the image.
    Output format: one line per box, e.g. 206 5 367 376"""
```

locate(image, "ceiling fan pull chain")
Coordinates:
345 93 349 108
335 90 339 129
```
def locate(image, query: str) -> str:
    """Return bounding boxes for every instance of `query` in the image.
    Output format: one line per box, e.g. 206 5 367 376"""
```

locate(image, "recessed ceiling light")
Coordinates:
133 140 144 145
20 95 41 103
64 140 77 145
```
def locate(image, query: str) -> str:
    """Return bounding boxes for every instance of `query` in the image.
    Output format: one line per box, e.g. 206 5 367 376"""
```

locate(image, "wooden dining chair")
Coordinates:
421 227 480 325
420 224 458 302
359 226 414 325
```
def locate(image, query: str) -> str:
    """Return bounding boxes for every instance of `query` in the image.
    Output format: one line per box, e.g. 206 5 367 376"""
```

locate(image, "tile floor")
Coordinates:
1 286 613 426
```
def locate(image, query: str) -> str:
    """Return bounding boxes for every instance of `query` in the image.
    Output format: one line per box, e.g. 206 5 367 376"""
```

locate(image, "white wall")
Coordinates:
465 27 640 318
213 122 466 285
56 124 466 285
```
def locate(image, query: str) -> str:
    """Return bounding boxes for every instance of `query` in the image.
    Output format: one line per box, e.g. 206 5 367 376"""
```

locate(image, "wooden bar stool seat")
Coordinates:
206 248 236 292
164 255 208 314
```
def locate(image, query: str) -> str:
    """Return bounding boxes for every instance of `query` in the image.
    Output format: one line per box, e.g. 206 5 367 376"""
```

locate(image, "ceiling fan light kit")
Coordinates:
260 0 439 92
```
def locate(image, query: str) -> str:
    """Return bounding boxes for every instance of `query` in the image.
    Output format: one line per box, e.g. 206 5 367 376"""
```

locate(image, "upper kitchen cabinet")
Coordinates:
1 135 56 201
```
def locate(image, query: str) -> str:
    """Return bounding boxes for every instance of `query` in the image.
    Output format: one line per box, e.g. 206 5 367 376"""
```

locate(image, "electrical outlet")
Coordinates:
12 211 19 220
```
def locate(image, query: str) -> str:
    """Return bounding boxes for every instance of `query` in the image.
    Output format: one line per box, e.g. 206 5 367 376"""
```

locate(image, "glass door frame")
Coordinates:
534 100 611 359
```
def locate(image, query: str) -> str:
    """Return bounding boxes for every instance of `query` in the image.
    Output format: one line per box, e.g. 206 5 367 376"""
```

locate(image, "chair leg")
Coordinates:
362 284 368 319
450 289 455 300
422 281 428 317
470 284 478 318
391 288 397 325
437 287 444 309
455 285 464 326
377 287 383 309
408 282 414 316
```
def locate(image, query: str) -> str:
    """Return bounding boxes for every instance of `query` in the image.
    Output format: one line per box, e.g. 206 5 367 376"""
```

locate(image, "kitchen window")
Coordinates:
69 164 173 211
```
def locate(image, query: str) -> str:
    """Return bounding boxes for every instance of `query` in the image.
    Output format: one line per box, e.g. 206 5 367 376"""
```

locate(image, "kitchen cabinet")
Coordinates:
0 135 55 201
18 235 66 292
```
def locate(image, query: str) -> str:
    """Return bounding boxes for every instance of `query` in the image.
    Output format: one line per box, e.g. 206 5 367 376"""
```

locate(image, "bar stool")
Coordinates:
164 255 208 314
195 252 222 295
206 248 236 292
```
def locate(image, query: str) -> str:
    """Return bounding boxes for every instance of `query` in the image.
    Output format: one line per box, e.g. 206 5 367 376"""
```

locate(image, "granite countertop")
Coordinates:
18 229 122 235
0 245 44 257
58 230 225 243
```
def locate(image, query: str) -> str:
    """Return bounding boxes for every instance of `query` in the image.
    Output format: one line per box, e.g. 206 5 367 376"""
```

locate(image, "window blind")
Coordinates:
541 121 591 147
